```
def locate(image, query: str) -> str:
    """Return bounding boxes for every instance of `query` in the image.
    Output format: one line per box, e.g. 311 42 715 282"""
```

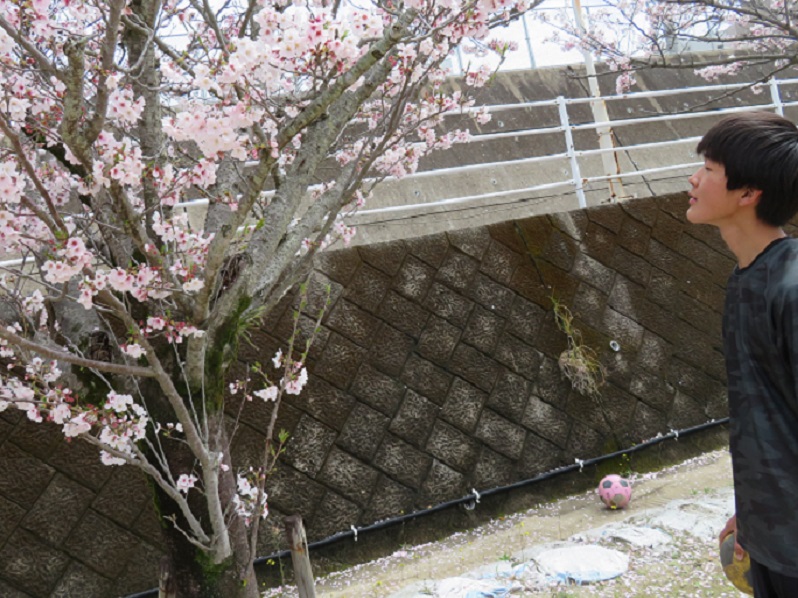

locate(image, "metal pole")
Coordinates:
770 78 784 116
521 11 536 69
557 96 587 209
572 0 626 202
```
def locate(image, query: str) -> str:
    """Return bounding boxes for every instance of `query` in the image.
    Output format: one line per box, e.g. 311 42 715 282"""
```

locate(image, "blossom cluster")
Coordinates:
143 316 205 344
0 356 148 467
232 469 268 526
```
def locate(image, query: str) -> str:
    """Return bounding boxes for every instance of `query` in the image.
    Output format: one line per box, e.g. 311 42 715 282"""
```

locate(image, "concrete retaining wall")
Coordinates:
254 192 737 546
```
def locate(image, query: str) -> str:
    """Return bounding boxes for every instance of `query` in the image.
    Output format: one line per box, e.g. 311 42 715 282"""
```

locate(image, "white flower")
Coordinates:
183 278 204 292
122 343 145 359
63 412 92 437
177 473 198 494
104 391 134 413
51 403 71 424
284 367 308 395
100 451 126 466
253 386 279 402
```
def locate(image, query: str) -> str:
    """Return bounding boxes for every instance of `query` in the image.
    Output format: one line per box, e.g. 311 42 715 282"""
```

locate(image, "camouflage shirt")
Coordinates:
723 236 798 576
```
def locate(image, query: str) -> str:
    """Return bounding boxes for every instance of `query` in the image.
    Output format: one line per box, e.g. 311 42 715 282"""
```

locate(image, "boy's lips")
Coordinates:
688 195 697 205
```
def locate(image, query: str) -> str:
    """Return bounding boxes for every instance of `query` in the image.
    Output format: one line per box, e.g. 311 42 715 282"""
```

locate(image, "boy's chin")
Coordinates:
686 205 712 225
685 206 701 224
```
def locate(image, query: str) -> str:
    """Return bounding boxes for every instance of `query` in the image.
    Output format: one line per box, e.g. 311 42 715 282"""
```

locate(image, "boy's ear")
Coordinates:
740 187 763 206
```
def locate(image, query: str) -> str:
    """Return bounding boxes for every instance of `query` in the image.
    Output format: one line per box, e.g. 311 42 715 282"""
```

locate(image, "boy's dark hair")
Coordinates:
697 111 798 226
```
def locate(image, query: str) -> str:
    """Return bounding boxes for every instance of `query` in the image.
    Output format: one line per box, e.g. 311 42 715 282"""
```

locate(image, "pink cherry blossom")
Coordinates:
283 365 308 396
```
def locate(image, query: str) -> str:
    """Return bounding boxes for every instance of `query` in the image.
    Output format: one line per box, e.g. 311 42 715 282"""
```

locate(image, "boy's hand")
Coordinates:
720 514 745 561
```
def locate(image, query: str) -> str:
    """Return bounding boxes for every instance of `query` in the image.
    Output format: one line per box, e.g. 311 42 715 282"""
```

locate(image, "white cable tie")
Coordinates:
350 525 358 542
471 488 481 504
575 458 584 472
671 429 679 440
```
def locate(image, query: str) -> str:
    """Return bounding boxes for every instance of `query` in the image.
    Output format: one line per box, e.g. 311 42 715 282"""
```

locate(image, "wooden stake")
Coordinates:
284 515 316 598
158 556 176 598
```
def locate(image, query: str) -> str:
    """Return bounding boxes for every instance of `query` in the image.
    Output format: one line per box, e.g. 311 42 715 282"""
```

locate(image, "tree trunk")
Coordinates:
153 475 259 598
148 407 258 598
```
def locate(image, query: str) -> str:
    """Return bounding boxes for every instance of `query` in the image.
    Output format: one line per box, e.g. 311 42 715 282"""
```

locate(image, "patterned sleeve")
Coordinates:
776 281 798 418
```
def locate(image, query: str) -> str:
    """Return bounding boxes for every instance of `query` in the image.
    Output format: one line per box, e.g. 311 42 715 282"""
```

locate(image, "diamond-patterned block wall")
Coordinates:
0 416 162 597
244 192 747 544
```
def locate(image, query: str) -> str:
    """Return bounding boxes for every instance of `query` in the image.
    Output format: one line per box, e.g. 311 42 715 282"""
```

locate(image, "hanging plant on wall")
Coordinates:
551 296 607 399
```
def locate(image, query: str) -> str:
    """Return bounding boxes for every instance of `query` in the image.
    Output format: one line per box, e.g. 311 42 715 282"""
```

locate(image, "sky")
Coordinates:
445 0 605 73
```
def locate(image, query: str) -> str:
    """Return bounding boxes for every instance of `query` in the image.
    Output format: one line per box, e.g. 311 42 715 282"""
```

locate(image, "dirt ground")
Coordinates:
263 448 747 597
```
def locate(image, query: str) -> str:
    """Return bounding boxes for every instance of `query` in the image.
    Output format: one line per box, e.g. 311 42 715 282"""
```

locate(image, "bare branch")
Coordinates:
0 325 157 378
96 290 212 472
189 0 231 59
122 14 198 78
237 0 259 38
83 0 127 145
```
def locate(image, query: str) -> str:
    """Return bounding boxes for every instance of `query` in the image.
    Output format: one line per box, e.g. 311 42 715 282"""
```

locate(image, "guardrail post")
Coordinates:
770 78 784 116
557 96 587 209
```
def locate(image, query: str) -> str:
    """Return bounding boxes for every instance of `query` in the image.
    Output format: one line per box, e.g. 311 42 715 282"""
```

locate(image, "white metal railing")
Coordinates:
354 76 798 219
168 77 798 217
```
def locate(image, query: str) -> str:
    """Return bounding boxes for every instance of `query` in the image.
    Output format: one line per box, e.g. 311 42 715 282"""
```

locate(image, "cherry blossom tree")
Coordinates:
540 0 798 93
0 0 539 595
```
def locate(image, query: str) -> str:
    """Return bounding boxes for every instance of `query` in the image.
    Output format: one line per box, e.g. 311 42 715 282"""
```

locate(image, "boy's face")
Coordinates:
687 159 752 226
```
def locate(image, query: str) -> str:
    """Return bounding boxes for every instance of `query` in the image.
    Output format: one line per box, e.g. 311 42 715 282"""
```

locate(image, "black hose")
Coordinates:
125 417 729 598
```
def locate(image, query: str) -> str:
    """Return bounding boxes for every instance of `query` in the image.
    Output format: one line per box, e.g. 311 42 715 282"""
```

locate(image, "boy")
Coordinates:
687 111 798 597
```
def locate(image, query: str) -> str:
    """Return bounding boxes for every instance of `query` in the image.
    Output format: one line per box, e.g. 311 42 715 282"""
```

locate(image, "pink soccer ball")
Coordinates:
598 474 632 509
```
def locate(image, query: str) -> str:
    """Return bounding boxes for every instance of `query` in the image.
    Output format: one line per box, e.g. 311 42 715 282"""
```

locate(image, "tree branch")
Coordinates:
83 0 127 145
0 114 67 236
97 290 211 473
60 37 91 164
0 325 156 378
0 15 62 81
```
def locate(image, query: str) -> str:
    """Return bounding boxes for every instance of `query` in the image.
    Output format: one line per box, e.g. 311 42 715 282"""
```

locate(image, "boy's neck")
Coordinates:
719 221 787 269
